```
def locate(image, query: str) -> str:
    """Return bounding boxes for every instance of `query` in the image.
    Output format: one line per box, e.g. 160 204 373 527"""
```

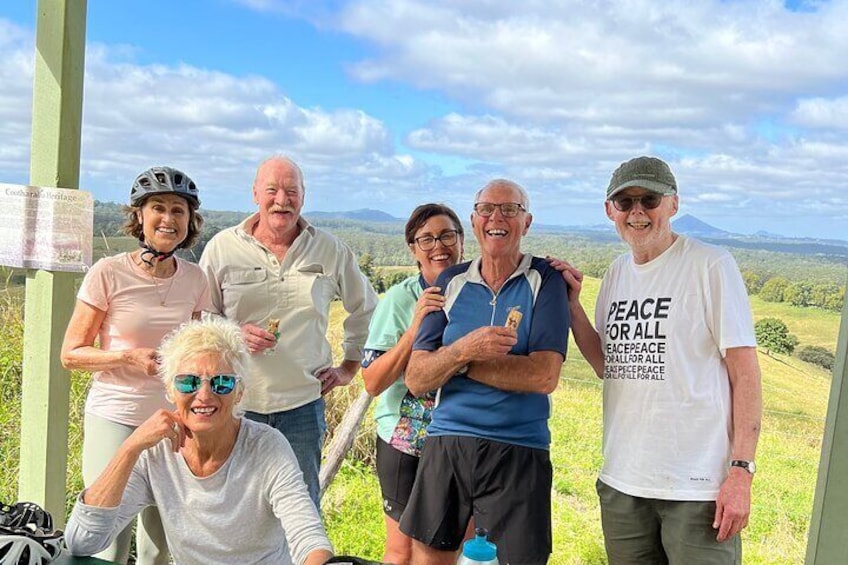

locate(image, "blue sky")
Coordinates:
1 0 846 239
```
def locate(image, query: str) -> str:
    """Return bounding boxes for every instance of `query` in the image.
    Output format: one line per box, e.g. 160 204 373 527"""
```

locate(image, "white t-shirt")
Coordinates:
595 235 756 501
79 253 212 426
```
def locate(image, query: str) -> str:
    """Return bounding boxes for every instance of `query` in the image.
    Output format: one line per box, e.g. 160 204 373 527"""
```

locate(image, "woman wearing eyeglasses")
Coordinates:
61 167 210 565
65 317 334 565
360 203 464 565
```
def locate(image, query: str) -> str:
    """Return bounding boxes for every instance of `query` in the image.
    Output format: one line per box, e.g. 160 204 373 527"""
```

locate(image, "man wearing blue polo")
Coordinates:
400 179 570 565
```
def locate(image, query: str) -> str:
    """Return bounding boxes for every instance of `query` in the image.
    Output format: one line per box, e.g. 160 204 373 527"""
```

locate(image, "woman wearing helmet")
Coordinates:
61 166 211 565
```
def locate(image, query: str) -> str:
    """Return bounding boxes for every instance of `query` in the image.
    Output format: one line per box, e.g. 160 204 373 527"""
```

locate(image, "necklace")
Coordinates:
149 269 177 306
133 253 177 306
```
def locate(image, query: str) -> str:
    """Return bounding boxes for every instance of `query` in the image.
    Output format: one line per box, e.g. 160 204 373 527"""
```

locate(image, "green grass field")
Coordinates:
323 278 840 564
0 276 841 564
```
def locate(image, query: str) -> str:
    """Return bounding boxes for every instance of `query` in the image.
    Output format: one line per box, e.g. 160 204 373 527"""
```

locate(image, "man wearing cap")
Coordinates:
552 156 762 563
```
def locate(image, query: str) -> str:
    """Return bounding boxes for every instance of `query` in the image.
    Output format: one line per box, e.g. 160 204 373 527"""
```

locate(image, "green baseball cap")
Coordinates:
607 156 677 199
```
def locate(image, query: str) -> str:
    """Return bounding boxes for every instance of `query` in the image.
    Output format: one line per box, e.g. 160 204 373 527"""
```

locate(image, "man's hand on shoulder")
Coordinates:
547 256 584 305
713 467 753 542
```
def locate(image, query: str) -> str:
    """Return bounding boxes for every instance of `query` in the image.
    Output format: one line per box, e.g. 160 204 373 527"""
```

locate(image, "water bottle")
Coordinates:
457 527 499 565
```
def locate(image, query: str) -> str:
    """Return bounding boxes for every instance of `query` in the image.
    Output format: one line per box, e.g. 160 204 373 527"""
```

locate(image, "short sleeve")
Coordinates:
707 253 757 354
528 262 570 356
364 276 418 351
78 257 113 311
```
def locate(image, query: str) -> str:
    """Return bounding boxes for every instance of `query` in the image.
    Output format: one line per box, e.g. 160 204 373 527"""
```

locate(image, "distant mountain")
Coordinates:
672 214 730 237
91 200 847 259
753 229 786 239
304 208 403 222
671 214 848 257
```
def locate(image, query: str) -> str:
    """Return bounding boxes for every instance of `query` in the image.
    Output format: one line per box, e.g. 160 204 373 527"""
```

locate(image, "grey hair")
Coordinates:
474 179 530 211
254 155 306 192
158 317 252 416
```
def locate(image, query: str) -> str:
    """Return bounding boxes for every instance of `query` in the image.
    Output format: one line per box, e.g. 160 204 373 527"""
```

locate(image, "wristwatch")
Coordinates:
730 460 756 475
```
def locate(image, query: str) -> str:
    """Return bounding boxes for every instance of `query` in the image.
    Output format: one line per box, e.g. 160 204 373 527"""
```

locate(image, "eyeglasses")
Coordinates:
413 230 459 251
473 202 526 218
174 374 240 395
610 193 665 212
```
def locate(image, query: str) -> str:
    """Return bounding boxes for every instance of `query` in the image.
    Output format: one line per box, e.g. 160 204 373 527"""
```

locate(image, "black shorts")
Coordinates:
398 435 552 564
375 436 420 522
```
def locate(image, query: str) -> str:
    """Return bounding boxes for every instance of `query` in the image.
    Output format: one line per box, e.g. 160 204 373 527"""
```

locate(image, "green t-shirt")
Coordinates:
363 274 435 456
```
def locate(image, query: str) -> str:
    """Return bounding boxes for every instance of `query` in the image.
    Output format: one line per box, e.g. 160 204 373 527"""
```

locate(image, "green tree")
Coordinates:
742 270 763 295
811 283 845 312
581 258 610 279
760 276 790 303
754 317 799 355
383 271 412 290
785 281 814 308
358 253 385 293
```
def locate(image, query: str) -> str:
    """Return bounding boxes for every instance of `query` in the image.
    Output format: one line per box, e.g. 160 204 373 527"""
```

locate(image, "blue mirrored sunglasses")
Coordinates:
173 374 240 395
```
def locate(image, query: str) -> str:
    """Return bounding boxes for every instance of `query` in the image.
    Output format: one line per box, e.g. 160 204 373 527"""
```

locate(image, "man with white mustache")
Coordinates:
200 155 377 511
552 156 762 564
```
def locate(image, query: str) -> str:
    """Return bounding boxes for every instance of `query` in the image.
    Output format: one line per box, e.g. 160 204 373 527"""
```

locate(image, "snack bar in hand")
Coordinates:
505 307 523 330
267 318 280 339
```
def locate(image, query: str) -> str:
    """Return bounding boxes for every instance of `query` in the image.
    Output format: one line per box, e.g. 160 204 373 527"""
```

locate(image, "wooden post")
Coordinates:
17 0 87 526
806 282 848 563
319 390 373 501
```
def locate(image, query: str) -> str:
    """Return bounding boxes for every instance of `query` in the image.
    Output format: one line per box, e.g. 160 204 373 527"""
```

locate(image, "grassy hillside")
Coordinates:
323 278 839 564
0 276 841 564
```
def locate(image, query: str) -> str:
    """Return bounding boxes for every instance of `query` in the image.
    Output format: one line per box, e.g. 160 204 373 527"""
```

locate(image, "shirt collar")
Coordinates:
465 253 532 287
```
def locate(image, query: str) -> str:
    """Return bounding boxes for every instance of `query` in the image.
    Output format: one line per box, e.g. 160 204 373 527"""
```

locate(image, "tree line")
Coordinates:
743 272 845 312
21 201 848 315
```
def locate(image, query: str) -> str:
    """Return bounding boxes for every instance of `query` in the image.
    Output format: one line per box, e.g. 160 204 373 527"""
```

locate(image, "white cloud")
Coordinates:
407 114 587 164
319 0 848 236
337 0 848 125
791 97 848 129
0 23 34 180
3 2 848 239
0 18 431 214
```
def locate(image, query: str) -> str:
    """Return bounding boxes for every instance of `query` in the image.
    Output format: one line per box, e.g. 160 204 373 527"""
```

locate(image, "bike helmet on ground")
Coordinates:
325 556 386 565
130 166 200 209
0 502 64 564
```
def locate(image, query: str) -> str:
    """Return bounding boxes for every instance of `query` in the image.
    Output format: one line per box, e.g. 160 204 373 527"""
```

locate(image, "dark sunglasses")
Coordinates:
174 374 240 395
610 193 665 212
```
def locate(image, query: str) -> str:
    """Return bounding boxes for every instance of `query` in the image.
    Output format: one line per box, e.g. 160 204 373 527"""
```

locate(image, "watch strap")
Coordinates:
730 459 756 474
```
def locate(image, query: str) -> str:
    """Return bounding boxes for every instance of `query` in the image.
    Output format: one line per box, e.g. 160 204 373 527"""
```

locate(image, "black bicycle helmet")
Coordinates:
130 166 200 209
0 502 64 564
325 557 386 565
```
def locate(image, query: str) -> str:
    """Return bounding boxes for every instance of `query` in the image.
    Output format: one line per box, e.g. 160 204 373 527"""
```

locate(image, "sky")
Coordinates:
1 0 846 240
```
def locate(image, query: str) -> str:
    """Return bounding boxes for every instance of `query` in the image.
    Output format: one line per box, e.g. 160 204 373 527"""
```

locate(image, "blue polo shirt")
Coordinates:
413 254 570 450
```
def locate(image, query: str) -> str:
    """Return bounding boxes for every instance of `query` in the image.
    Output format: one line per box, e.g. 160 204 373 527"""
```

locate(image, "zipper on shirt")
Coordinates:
482 258 525 325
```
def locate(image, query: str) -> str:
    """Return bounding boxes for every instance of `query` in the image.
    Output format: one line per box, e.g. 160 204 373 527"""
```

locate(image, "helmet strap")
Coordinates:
136 209 179 267
139 240 176 267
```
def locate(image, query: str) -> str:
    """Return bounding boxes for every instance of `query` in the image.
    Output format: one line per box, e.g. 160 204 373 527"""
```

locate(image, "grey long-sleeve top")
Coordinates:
65 418 333 564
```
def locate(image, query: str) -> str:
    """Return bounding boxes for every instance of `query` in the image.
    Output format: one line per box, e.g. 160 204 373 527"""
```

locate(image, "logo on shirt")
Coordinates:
604 297 671 381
